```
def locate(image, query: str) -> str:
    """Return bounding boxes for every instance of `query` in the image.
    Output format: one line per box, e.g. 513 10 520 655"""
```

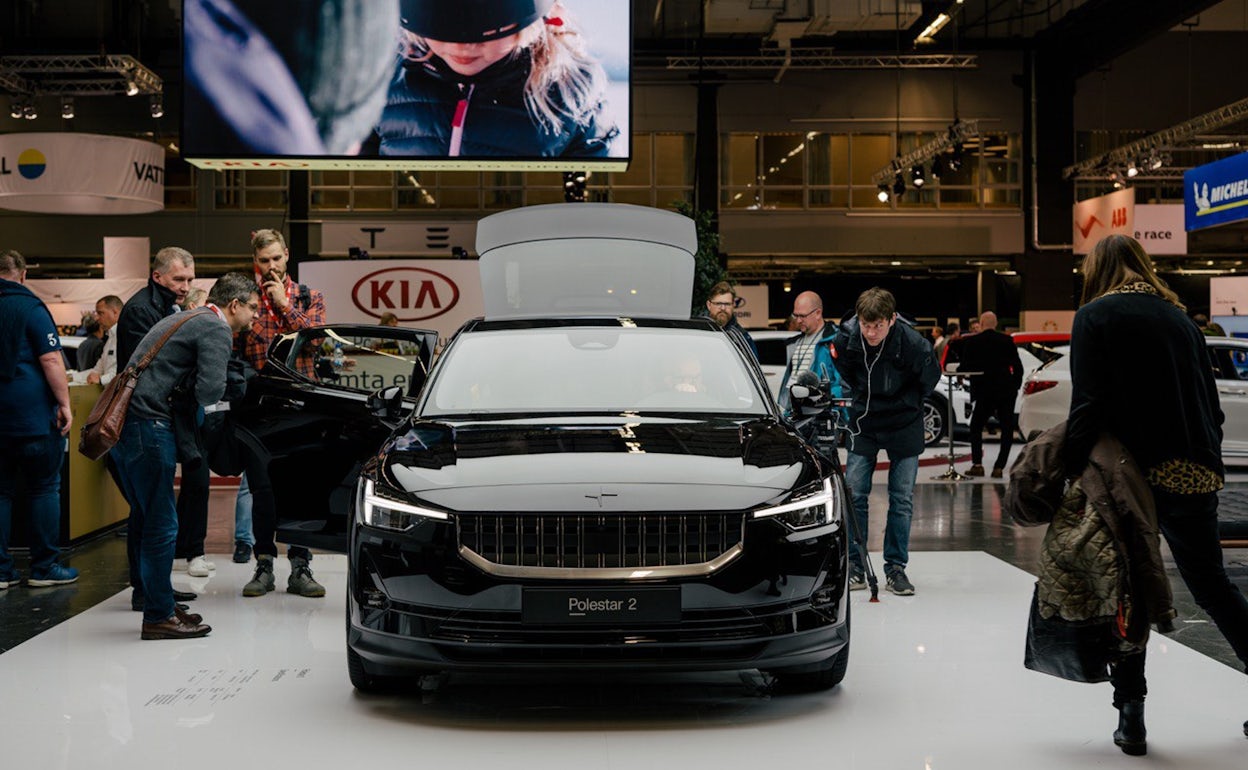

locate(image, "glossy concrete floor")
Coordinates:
1 551 1245 769
1 442 1246 768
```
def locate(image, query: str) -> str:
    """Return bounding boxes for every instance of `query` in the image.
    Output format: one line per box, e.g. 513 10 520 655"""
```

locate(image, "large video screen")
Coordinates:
182 0 631 171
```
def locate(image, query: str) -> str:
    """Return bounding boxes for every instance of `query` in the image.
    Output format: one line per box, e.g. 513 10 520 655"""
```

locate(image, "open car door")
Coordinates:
230 324 438 552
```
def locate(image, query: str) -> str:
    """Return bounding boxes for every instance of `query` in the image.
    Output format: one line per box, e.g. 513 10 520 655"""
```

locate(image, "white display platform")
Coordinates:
0 552 1244 769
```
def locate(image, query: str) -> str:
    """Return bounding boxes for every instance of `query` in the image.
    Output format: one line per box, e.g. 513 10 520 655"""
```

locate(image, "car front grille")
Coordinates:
456 512 744 576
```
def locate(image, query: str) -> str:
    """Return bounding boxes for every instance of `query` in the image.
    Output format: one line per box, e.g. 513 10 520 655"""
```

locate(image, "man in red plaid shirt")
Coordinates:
234 228 328 598
238 230 326 378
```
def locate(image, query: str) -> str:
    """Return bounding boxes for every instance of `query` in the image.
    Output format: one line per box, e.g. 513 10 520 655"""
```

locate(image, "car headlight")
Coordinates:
752 477 840 531
359 478 448 531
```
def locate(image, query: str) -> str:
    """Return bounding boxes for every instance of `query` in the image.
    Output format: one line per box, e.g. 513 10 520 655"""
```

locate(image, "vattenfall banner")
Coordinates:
0 133 165 215
1185 151 1248 232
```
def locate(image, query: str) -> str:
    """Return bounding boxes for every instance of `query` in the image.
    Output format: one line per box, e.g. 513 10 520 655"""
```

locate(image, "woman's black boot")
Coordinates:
1113 701 1147 756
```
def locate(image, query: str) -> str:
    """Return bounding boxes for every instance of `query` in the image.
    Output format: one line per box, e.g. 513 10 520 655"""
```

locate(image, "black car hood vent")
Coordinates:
390 419 806 468
385 419 819 511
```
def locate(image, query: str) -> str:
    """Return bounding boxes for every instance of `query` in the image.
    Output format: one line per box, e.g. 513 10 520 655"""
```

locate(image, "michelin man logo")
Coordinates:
1194 182 1212 213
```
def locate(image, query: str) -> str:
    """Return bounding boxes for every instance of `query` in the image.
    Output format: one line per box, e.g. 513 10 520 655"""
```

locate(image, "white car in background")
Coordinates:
1019 337 1248 460
755 328 1066 447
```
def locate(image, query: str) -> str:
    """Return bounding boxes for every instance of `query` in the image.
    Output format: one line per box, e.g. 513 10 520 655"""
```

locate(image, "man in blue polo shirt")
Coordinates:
0 249 78 589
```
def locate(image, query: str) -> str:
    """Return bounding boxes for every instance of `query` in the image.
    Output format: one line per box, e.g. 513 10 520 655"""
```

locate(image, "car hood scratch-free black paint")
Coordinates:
383 418 820 512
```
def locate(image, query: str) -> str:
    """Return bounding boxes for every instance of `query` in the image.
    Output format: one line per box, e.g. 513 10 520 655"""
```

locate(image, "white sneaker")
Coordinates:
187 556 216 577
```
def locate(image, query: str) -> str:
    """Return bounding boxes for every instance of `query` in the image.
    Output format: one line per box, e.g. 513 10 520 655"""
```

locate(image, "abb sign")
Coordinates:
1072 188 1135 254
352 267 460 322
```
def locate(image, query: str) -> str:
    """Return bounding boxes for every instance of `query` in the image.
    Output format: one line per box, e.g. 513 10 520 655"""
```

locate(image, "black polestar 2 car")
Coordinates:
232 203 850 694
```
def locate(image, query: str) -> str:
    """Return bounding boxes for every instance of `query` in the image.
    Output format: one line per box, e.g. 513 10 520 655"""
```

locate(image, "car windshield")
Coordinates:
422 326 767 416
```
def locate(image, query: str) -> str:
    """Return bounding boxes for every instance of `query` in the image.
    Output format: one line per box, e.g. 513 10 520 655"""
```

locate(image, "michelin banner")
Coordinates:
0 133 165 214
1186 151 1248 232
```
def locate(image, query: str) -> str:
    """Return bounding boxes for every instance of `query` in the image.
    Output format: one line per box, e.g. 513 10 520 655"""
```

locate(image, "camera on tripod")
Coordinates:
789 371 849 467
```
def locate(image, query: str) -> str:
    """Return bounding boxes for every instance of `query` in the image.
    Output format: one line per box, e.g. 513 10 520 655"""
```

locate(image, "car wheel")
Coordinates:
923 394 948 447
347 645 390 694
346 602 408 694
766 605 850 692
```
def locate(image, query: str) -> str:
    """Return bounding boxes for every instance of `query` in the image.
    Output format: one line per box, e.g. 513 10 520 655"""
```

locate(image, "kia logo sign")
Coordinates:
352 268 460 322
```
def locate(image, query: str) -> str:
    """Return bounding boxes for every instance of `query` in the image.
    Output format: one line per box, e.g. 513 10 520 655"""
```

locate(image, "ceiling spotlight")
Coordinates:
149 94 163 118
61 97 74 120
1126 163 1139 178
930 159 943 180
1147 154 1164 171
948 144 964 171
877 184 890 203
10 102 22 119
125 80 139 97
23 103 37 120
892 172 906 196
911 165 926 188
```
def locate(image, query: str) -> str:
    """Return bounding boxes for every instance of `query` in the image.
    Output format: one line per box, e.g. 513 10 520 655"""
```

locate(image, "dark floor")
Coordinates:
2 481 1246 672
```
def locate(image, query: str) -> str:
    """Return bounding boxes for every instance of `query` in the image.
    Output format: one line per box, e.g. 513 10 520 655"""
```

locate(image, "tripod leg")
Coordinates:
841 473 880 602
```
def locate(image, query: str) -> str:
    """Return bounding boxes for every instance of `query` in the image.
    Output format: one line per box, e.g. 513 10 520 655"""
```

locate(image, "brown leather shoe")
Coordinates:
990 467 1004 479
174 606 203 625
965 464 985 477
141 615 211 640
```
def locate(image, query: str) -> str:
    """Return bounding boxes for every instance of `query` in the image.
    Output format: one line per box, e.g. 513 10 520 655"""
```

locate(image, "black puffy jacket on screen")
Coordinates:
368 50 618 158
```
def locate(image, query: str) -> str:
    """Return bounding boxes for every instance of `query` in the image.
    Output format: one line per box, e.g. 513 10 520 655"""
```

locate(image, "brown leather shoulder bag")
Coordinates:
78 309 210 460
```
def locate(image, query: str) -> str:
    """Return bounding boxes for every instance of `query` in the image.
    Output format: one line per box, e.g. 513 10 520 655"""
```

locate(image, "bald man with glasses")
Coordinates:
776 290 843 415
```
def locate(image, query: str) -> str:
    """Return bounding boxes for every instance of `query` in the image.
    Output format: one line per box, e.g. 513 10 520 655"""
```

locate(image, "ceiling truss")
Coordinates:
0 55 162 97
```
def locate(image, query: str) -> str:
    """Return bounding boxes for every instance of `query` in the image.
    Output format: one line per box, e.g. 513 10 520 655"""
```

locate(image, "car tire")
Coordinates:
923 394 948 447
346 602 409 694
766 605 850 692
347 645 389 694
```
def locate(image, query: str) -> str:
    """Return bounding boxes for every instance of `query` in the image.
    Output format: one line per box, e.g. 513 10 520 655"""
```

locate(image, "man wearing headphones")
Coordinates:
832 288 940 595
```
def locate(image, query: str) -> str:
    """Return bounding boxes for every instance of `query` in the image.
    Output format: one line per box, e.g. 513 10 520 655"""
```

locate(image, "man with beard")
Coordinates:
234 229 328 598
702 281 757 361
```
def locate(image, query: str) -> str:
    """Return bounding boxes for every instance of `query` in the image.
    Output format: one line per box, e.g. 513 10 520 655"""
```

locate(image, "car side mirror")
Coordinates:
367 385 405 426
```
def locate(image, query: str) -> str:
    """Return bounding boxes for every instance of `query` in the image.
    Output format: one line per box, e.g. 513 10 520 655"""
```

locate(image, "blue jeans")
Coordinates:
234 473 254 546
112 419 179 624
844 451 919 571
0 432 64 579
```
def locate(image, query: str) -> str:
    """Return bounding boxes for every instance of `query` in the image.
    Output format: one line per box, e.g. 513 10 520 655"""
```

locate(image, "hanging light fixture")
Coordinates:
877 184 891 203
60 96 74 119
911 165 926 188
149 93 163 118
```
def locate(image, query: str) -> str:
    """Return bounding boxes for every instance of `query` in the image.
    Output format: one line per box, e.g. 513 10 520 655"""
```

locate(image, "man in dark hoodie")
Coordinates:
116 247 204 612
832 287 940 596
112 273 260 640
0 250 78 589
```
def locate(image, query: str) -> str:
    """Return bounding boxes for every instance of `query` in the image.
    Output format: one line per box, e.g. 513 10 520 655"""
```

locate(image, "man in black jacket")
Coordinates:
116 247 207 611
832 288 941 595
956 311 1023 478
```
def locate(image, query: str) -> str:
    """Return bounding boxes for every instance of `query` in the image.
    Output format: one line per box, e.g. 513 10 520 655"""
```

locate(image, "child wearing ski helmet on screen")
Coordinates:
368 0 619 158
